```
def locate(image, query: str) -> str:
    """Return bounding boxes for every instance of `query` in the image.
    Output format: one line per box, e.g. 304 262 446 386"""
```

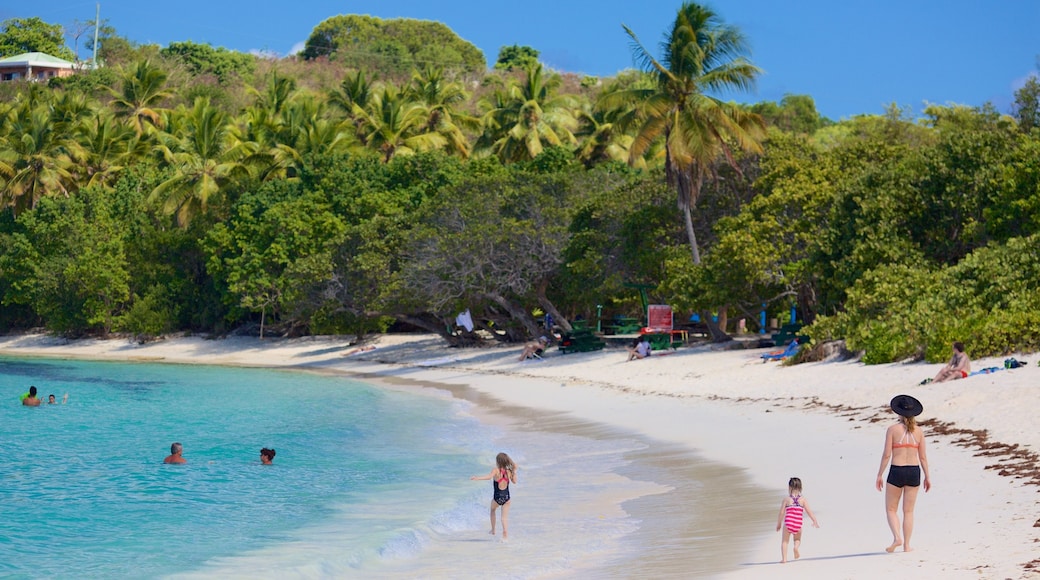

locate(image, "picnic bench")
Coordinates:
558 321 606 354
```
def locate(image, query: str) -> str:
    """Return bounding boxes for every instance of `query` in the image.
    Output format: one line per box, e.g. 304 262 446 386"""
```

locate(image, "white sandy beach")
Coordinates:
2 332 1038 579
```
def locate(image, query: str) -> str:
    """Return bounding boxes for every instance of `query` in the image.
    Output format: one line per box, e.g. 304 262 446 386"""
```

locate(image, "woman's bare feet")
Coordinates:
885 540 902 553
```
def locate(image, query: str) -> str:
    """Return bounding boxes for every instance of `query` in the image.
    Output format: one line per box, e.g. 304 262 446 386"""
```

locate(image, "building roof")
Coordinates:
0 52 76 69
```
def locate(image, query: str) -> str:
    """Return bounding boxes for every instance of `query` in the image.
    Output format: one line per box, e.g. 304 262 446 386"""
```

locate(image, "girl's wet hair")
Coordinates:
788 477 802 492
261 447 276 459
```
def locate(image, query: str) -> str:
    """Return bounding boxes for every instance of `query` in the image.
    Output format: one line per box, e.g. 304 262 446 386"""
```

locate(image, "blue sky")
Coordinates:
4 0 1037 120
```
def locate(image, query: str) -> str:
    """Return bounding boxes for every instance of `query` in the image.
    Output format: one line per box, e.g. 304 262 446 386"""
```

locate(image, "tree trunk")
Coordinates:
536 279 571 333
683 204 702 264
394 313 453 339
680 172 729 342
700 309 733 343
485 292 541 338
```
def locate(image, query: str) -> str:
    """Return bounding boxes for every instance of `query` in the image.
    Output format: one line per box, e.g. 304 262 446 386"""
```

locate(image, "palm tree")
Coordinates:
353 84 445 163
476 63 579 163
110 60 173 135
0 98 81 215
576 72 658 168
406 66 478 158
75 110 144 189
329 69 377 135
621 2 766 264
150 97 252 227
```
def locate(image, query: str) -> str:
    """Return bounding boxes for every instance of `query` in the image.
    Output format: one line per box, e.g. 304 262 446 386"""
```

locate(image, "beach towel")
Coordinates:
761 339 799 361
969 367 1003 376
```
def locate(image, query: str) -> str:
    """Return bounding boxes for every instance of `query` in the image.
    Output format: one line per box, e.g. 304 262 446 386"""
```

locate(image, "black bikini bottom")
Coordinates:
886 464 921 488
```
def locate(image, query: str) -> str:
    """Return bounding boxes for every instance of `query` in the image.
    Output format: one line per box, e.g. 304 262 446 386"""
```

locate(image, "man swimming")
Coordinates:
164 442 187 464
22 386 41 407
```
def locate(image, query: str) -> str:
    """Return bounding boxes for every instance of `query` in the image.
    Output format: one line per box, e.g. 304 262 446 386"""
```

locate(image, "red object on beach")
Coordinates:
646 305 673 333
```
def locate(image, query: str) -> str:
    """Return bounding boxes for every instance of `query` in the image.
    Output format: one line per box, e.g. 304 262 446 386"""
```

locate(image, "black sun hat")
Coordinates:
890 394 923 417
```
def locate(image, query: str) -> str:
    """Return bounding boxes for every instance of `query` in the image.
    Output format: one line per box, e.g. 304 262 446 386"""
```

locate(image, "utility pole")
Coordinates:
92 3 100 67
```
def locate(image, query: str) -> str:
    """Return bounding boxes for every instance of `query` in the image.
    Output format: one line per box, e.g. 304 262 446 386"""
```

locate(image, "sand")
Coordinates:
2 332 1038 578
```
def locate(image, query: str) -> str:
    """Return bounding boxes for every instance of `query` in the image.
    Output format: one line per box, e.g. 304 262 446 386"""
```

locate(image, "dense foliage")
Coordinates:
1 6 1038 364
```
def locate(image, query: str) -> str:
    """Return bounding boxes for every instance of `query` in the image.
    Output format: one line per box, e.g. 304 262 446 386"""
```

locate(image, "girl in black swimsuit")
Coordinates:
471 452 518 539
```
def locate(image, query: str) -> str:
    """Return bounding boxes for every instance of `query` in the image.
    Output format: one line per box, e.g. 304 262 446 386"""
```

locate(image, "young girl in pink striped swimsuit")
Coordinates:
775 477 820 563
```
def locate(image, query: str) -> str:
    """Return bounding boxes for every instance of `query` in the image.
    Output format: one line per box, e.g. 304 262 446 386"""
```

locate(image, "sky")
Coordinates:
3 0 1037 120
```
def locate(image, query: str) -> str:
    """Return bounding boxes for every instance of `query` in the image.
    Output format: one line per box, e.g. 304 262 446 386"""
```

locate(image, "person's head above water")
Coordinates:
28 386 37 397
260 448 276 464
170 442 183 455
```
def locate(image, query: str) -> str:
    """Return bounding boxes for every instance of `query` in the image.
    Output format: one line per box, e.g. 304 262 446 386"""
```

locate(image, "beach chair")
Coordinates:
761 338 800 362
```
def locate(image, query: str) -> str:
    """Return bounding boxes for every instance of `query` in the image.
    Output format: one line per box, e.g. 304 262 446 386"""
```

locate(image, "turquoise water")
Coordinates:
0 356 671 579
0 357 505 578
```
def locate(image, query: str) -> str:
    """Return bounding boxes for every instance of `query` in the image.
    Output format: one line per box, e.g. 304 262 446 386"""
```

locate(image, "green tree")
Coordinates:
0 96 82 215
160 41 256 84
0 17 75 60
402 169 575 340
109 60 173 134
620 2 766 265
353 84 445 162
151 97 253 226
476 63 579 163
75 109 145 188
750 94 828 134
1011 75 1039 133
576 72 656 168
205 185 347 338
494 45 539 71
0 188 130 334
302 15 486 75
406 66 478 158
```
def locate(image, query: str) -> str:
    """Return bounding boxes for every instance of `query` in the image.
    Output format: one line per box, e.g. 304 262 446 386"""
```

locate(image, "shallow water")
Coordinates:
0 357 688 578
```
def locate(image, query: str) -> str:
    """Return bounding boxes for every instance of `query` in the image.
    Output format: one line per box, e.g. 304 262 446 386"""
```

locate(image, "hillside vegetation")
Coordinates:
0 5 1038 364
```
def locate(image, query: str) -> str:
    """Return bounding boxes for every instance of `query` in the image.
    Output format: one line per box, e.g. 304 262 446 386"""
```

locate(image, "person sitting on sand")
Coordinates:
260 447 276 465
164 442 186 464
626 336 651 361
22 386 41 407
932 341 970 383
518 336 549 361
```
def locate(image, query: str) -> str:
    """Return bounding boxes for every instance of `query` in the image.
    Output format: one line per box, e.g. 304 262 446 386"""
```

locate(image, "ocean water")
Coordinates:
0 356 691 579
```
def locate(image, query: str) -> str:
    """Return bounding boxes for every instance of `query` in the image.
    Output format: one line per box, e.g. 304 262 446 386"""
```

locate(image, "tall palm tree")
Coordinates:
476 63 579 163
621 2 766 264
151 97 253 227
110 60 173 135
353 84 445 163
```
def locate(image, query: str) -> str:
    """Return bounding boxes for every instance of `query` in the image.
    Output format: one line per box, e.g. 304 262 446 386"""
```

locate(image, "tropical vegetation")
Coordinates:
0 5 1038 365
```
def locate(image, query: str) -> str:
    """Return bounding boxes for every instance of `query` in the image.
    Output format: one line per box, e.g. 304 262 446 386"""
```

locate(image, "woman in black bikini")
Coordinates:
471 452 518 539
876 394 931 553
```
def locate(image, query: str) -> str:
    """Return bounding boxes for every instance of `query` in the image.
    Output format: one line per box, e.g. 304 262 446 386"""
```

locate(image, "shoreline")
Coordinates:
2 332 1038 578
